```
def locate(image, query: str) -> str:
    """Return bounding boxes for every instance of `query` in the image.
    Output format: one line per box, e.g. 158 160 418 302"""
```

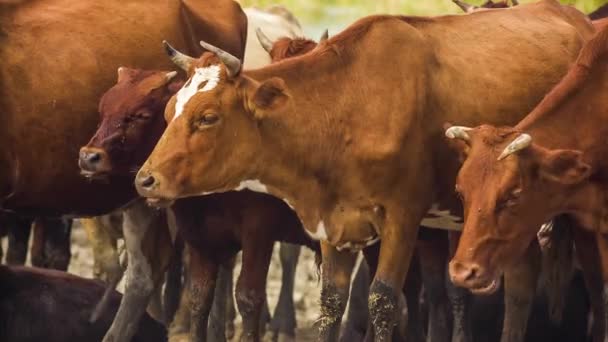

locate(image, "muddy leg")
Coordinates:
418 228 450 342
573 228 604 342
341 256 370 342
208 261 233 342
317 241 357 342
6 215 32 265
448 231 472 342
169 251 192 339
369 213 419 342
82 215 122 282
188 247 219 342
102 201 172 342
500 243 540 342
269 242 301 342
236 240 274 342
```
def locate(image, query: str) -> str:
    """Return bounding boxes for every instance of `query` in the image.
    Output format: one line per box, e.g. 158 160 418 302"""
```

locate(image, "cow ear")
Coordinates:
538 148 591 185
251 77 289 117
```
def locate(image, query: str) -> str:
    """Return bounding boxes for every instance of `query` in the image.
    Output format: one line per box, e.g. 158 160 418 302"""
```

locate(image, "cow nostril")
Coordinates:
466 265 479 281
139 175 156 188
88 152 101 163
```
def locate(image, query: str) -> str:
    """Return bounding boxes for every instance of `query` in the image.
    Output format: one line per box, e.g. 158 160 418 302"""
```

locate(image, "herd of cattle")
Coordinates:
2 0 608 341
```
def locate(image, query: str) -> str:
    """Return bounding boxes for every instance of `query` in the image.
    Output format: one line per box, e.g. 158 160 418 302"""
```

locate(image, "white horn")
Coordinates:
199 40 242 78
445 126 473 141
255 28 274 54
165 71 178 82
497 133 532 160
163 41 195 72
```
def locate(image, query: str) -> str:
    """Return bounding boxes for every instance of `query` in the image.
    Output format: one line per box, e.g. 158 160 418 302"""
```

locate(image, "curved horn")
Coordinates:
165 71 178 83
497 133 532 160
199 40 242 77
255 28 274 54
319 29 329 43
445 126 473 141
452 0 478 13
162 40 195 72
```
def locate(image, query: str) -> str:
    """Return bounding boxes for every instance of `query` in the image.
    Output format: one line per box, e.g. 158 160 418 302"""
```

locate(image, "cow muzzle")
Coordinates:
448 260 501 295
79 147 111 177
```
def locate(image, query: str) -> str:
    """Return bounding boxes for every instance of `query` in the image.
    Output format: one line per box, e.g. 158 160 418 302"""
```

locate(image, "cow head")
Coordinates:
255 28 326 62
135 41 290 201
79 67 181 178
445 124 590 294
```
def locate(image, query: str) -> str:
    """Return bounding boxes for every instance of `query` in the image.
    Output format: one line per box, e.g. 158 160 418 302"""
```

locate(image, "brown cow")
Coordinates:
445 23 608 340
1 1 247 342
135 1 594 339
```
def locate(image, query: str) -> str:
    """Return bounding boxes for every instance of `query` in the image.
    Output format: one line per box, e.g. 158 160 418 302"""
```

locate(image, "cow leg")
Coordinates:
6 216 32 265
165 235 184 325
208 261 233 342
169 263 192 340
572 228 605 342
269 242 301 342
341 256 370 342
369 215 418 342
102 201 172 342
447 231 472 342
188 247 219 342
500 243 540 342
418 228 450 342
31 217 72 270
594 232 608 342
225 256 237 340
403 250 424 342
236 240 274 342
318 241 357 342
82 216 122 282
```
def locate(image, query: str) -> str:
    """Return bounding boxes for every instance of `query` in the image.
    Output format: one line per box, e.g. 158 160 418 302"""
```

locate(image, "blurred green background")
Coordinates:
238 0 607 37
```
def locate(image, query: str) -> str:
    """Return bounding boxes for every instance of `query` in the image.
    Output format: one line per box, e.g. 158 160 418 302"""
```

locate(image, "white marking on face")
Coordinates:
306 220 329 241
173 65 221 122
235 179 269 194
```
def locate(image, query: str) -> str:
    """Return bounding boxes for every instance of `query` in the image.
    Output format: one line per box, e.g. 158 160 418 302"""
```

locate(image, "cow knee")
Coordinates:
235 288 265 318
368 280 399 340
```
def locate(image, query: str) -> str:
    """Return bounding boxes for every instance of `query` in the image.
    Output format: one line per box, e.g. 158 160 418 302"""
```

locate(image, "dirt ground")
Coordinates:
2 222 324 341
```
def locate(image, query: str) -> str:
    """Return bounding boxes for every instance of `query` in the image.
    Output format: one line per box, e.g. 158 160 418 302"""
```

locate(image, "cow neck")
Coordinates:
244 56 345 220
516 59 608 160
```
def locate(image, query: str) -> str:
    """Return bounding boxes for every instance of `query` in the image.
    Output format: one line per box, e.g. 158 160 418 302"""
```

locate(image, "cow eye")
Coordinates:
195 113 220 128
134 111 151 120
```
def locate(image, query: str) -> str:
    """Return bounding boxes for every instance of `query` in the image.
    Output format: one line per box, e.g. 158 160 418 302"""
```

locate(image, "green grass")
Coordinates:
238 0 606 17
238 0 607 37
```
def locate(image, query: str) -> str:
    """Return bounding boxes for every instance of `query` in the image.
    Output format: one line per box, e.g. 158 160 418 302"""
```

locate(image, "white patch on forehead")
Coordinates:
421 203 463 231
173 65 221 122
235 179 269 194
306 221 329 241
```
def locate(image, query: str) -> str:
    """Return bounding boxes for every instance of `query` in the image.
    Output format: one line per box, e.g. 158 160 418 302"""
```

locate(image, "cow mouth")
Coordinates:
80 170 110 182
469 276 502 295
146 197 175 208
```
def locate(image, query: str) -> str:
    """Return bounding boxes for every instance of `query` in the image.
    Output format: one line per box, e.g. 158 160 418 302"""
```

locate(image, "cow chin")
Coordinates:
469 275 502 296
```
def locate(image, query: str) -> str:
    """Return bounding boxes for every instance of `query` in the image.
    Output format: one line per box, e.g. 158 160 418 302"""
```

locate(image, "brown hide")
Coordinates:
268 37 318 62
137 1 593 252
448 25 608 292
0 0 247 216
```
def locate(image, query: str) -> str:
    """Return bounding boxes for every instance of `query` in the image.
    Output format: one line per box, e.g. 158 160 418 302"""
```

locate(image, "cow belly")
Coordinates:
421 203 463 231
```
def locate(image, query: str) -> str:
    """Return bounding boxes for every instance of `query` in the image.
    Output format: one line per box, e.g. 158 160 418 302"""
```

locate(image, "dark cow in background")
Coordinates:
0 265 166 342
